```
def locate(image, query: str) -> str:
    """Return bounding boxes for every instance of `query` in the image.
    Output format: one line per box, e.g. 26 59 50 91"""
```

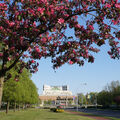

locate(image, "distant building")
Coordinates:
42 85 72 96
39 85 75 106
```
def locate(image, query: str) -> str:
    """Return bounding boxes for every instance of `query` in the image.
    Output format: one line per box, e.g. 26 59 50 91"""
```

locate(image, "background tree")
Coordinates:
2 63 21 113
97 90 112 108
2 65 39 113
97 80 120 108
88 92 98 105
0 0 120 106
78 93 86 105
68 99 73 105
114 96 120 106
104 80 120 106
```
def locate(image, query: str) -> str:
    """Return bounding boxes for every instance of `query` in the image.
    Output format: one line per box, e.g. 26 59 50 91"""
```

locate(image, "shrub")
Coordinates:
56 109 64 112
50 108 64 112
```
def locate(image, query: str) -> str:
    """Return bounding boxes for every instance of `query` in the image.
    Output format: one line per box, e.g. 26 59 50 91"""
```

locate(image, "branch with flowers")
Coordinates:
0 0 120 106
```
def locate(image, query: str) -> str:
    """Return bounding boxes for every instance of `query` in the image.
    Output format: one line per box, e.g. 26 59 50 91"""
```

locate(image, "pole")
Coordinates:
76 83 87 111
96 94 97 109
77 94 79 111
81 95 83 107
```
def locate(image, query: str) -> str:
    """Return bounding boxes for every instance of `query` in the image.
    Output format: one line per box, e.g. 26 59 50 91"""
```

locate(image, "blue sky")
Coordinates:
31 44 120 95
31 13 120 96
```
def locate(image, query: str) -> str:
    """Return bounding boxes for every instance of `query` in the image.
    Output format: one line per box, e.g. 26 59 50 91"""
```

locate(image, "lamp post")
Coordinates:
76 83 87 111
77 93 79 111
95 93 97 109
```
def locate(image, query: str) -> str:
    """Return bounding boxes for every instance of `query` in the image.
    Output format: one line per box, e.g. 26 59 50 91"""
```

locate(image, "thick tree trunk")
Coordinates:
6 101 9 114
0 75 4 108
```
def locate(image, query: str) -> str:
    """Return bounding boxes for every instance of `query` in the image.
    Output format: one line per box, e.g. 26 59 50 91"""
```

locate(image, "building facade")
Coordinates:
39 85 74 106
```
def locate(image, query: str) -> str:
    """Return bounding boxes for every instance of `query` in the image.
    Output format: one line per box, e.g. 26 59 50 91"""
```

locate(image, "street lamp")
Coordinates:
95 93 97 109
76 83 87 111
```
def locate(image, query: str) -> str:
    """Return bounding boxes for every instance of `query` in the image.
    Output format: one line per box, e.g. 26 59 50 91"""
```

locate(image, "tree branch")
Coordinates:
2 9 98 73
30 9 98 43
4 50 25 73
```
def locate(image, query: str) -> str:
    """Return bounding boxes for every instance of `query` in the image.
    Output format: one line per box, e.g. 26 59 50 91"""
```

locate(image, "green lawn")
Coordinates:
0 109 94 120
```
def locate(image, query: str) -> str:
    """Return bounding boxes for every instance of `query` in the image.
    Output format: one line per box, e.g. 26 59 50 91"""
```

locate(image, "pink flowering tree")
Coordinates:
0 0 120 107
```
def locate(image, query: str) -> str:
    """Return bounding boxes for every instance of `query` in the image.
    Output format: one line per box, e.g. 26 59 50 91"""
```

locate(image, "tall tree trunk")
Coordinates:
0 75 4 108
6 101 9 114
14 102 16 112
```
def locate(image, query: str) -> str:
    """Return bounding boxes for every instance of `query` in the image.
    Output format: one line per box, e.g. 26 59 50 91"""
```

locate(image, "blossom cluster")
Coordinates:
0 0 120 74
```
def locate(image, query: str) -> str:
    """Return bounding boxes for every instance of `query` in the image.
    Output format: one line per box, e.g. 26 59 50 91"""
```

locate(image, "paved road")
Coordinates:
66 108 120 119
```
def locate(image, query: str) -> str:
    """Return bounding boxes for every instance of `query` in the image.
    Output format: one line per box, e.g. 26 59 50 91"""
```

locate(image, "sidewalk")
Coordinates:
66 110 111 120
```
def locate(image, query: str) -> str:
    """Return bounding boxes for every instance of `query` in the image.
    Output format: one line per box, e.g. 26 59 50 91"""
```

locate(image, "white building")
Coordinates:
39 85 74 106
42 85 72 96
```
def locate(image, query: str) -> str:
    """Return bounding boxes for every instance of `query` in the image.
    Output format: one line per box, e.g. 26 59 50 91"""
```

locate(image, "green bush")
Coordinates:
50 108 56 112
56 108 64 112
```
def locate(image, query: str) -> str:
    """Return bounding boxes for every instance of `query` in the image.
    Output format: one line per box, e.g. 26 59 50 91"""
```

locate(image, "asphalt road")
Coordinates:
66 108 120 119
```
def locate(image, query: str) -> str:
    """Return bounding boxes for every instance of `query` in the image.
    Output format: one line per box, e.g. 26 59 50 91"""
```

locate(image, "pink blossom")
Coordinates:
112 20 118 25
58 18 64 24
102 0 105 4
105 3 111 8
35 47 40 53
105 34 109 38
75 24 81 29
64 14 69 17
21 0 24 2
9 22 15 27
88 25 94 30
37 7 45 15
53 43 57 47
0 26 3 30
73 49 76 54
33 21 36 27
115 4 120 9
67 42 71 45
48 36 52 41
31 60 35 63
69 60 73 64
16 53 19 57
8 57 11 61
15 78 19 82
10 47 15 51
50 8 54 15
41 38 47 43
35 68 38 72
0 53 3 57
29 9 35 16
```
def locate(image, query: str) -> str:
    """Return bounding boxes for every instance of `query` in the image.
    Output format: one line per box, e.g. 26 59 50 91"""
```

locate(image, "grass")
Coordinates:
0 109 120 120
0 109 94 120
